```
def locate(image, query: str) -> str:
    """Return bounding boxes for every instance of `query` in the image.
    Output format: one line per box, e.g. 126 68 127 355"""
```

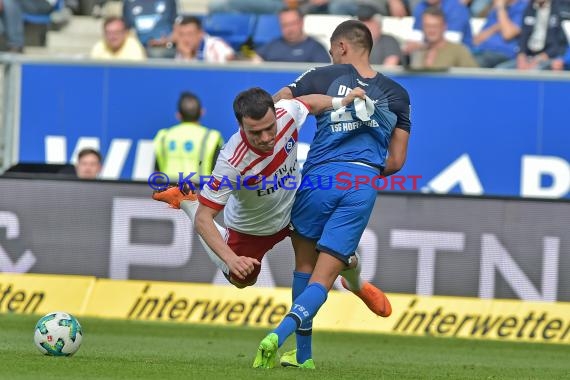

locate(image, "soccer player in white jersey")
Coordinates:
153 87 364 287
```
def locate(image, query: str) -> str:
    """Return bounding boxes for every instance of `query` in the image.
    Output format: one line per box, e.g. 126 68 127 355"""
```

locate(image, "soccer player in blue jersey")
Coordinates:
253 20 412 369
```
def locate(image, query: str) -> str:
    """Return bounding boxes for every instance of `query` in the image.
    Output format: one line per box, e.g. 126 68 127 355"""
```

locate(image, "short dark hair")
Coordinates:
78 148 102 163
279 7 304 19
178 92 202 122
330 20 373 54
422 6 446 22
103 16 127 30
175 15 202 29
233 88 275 125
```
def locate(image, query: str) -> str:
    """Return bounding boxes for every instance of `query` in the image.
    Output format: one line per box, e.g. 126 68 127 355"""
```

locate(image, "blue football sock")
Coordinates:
292 272 312 363
273 283 328 347
272 316 298 347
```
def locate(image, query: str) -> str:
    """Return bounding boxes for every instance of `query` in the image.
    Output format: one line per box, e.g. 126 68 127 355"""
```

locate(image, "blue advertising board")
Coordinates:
17 63 570 198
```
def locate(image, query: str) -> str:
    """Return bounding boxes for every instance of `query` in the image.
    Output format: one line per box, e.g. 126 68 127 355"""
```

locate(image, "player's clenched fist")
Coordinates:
228 256 260 280
342 87 366 107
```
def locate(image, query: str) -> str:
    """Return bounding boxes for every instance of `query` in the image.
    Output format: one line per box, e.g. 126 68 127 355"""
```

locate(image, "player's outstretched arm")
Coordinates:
194 204 260 280
272 87 294 102
382 128 410 177
297 87 367 115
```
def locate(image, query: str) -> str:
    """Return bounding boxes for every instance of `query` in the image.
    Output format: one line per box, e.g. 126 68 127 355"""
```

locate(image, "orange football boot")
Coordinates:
341 277 392 317
152 183 197 209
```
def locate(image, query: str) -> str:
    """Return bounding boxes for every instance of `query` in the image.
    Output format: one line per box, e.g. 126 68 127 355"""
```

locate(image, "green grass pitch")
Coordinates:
1 313 568 379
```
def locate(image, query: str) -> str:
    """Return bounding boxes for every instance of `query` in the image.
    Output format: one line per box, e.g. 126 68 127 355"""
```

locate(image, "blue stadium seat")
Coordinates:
202 13 257 50
252 14 281 48
22 0 64 24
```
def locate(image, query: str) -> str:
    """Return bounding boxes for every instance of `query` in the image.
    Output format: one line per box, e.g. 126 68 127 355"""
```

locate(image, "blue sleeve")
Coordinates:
564 48 570 64
510 1 526 26
392 87 412 132
412 4 424 30
446 3 473 46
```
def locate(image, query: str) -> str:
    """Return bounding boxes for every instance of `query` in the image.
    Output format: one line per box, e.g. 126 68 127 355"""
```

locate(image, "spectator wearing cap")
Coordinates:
173 15 235 63
254 8 330 63
358 6 402 66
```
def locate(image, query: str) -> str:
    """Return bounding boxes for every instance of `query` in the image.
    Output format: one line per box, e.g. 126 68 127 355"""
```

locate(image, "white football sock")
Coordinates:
340 252 363 291
180 200 229 275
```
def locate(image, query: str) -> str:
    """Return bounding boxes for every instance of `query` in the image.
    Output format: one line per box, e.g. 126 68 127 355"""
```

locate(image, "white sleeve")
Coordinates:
206 36 235 63
275 99 310 129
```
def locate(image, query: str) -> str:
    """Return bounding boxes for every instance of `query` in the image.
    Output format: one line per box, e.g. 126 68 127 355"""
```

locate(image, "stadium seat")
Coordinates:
202 13 257 50
23 0 65 46
303 14 353 50
252 14 282 48
22 0 64 25
381 16 414 41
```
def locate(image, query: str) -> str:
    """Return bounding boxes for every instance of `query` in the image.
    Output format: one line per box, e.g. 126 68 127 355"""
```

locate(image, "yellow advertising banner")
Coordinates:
0 273 95 315
384 296 570 344
2 274 569 345
85 279 291 328
85 278 570 345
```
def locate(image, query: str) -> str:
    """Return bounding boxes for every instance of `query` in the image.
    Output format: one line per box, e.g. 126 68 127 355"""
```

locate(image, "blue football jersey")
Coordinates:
288 64 411 173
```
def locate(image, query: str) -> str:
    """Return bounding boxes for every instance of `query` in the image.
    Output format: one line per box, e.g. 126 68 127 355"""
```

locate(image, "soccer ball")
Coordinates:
33 311 83 356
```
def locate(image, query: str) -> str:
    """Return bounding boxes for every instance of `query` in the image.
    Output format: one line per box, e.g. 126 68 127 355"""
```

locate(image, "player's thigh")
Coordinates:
291 231 318 273
291 178 341 240
317 185 377 258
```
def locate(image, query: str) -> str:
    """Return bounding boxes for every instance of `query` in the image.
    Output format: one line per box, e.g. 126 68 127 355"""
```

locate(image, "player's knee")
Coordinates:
346 253 359 270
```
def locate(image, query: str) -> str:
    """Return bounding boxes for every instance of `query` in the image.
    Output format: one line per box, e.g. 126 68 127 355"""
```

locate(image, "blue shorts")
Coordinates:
291 162 379 264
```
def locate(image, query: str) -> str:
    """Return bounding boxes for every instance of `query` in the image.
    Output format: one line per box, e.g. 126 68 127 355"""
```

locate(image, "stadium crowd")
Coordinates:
1 0 570 70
